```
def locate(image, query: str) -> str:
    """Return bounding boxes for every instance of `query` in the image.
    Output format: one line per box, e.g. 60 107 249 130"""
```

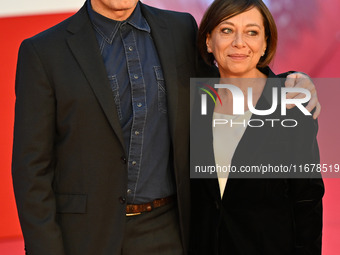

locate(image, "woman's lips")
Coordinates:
228 54 248 60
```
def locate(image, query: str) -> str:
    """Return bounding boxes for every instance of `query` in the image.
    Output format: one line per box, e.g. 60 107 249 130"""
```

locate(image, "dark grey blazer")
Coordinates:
12 2 202 254
190 67 324 255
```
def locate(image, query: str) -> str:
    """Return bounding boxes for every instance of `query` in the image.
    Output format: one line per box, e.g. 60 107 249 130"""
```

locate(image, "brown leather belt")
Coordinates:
126 195 175 216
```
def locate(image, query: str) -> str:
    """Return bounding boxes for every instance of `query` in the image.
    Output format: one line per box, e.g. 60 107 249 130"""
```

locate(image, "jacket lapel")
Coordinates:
140 3 178 139
203 92 221 200
201 69 284 200
231 70 283 167
224 70 284 200
66 5 125 150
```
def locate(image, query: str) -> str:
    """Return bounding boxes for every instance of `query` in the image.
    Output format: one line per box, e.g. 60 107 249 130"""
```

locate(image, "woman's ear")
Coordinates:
263 37 268 55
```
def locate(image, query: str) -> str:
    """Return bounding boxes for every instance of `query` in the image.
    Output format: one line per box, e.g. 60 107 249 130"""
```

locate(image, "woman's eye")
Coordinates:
222 28 233 34
248 30 258 36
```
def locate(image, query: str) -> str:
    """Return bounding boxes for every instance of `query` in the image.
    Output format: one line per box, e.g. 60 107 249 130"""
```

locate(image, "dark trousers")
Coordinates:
122 202 184 255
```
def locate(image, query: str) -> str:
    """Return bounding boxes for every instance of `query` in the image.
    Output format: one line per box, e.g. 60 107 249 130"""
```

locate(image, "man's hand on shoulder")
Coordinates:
284 72 321 119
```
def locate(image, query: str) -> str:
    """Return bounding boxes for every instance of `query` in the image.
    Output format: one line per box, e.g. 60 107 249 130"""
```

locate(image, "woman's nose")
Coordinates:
231 33 245 48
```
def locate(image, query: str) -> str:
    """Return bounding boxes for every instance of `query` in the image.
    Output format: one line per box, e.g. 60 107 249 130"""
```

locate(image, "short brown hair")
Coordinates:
198 0 277 68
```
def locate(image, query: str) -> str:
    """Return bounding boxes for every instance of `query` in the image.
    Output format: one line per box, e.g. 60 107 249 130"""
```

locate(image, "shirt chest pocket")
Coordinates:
108 75 123 120
153 66 167 114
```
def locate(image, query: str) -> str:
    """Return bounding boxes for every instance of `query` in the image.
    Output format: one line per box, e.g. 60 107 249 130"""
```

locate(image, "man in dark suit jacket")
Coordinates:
12 1 320 255
12 0 202 254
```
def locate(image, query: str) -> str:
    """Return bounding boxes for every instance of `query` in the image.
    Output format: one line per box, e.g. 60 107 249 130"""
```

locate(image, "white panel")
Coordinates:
0 0 85 17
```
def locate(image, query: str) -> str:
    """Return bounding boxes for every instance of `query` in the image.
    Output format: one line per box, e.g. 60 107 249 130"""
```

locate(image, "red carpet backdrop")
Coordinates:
1 0 339 254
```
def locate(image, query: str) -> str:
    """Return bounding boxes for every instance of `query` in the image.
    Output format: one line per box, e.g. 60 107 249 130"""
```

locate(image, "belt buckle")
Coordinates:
126 212 142 217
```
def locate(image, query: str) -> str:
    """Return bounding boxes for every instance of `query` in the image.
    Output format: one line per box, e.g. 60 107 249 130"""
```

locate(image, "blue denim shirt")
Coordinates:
87 1 175 203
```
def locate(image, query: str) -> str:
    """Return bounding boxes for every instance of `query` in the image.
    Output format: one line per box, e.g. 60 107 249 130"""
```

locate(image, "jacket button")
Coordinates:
120 156 127 164
119 197 126 204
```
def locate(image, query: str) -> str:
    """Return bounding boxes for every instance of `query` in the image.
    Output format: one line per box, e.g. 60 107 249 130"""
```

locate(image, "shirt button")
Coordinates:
135 131 140 135
137 103 142 107
120 156 127 164
127 189 132 194
128 46 133 51
132 161 137 166
134 74 139 79
119 196 126 204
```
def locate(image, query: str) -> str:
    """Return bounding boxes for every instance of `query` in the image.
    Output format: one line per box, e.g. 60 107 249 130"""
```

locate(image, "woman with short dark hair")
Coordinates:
190 0 324 254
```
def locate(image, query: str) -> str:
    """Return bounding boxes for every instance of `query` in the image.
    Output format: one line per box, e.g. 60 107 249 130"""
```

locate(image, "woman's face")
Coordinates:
206 7 267 78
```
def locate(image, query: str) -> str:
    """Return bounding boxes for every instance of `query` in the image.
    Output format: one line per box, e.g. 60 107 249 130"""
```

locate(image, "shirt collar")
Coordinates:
87 0 150 44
